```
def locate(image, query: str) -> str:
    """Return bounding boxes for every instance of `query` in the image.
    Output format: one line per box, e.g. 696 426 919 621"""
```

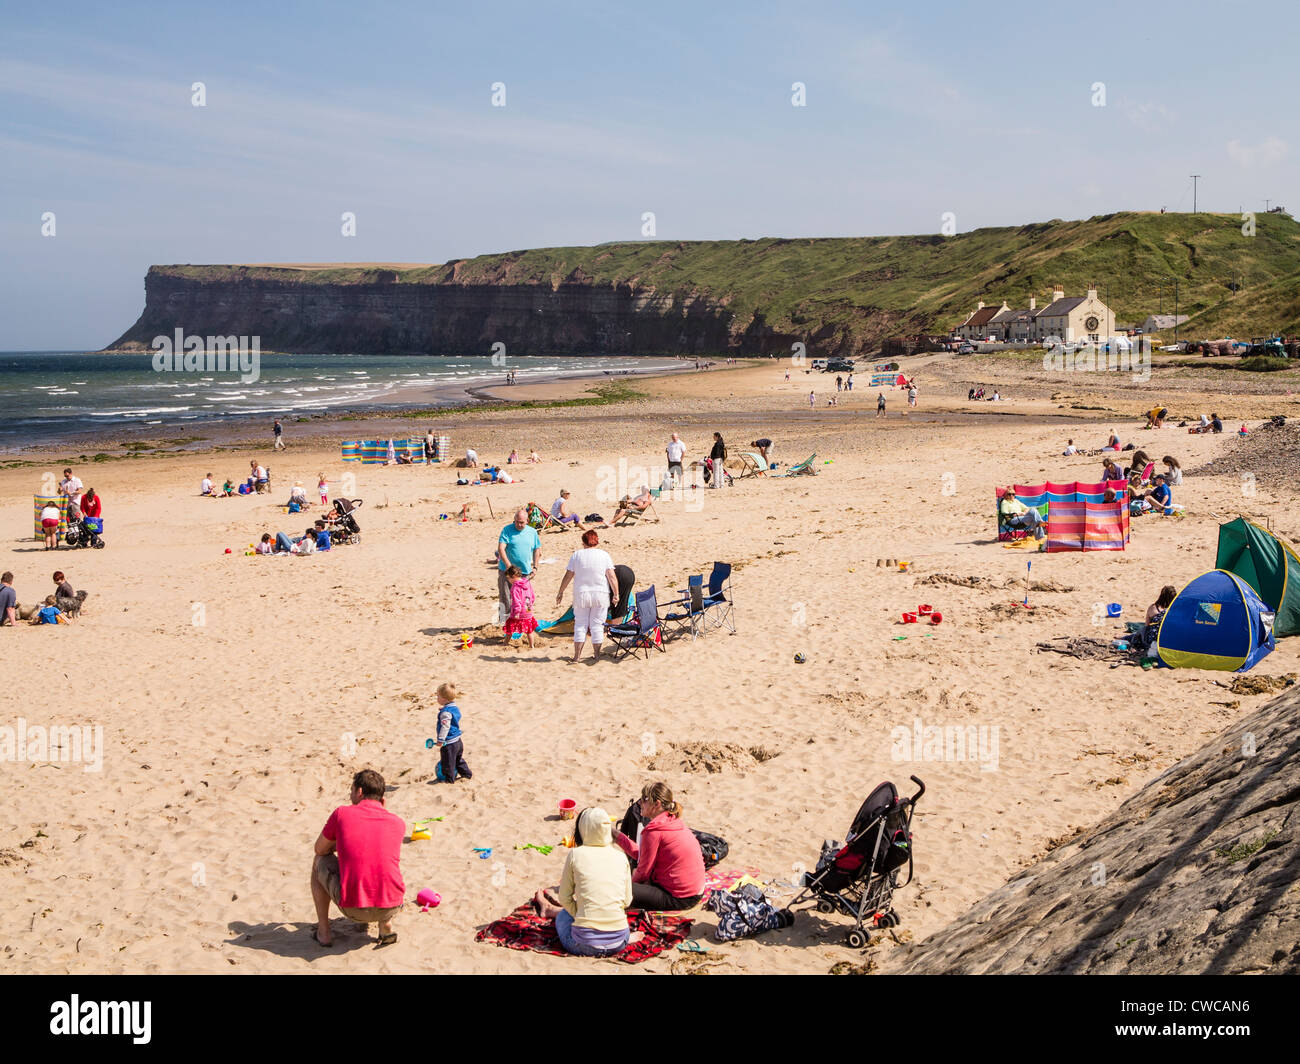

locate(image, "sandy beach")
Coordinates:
2 355 1298 975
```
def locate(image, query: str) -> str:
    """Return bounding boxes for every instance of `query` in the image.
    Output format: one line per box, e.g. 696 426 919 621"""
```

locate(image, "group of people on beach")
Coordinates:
0 569 85 626
311 767 706 957
38 468 101 551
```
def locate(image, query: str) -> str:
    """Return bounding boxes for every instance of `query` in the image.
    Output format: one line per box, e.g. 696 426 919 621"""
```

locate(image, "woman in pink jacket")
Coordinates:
614 782 706 911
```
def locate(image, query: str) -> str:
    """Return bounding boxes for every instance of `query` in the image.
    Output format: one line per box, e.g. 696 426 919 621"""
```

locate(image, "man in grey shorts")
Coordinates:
311 769 406 947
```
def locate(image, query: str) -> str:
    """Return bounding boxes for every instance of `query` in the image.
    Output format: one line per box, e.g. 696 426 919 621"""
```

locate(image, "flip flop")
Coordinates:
376 932 397 948
311 929 333 948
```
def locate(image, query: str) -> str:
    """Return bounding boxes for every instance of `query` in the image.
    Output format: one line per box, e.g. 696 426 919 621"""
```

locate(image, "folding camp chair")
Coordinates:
735 452 769 478
614 490 660 526
660 574 706 641
700 562 736 633
527 502 569 533
606 586 665 659
776 454 818 477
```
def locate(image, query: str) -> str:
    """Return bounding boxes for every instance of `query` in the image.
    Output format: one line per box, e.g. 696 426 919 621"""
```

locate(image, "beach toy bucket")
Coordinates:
917 604 933 615
930 611 943 625
902 612 918 624
416 889 441 910
1106 603 1122 618
558 799 577 820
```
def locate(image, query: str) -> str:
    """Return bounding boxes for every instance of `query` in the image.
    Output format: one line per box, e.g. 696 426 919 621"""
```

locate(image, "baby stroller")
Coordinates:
790 775 924 949
325 498 362 545
65 514 105 549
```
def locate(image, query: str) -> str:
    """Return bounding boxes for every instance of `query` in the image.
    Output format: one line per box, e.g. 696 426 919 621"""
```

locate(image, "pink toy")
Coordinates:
417 888 441 911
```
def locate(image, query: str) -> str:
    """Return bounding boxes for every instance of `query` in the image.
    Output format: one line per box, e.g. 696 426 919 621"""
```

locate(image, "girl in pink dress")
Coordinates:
503 565 538 647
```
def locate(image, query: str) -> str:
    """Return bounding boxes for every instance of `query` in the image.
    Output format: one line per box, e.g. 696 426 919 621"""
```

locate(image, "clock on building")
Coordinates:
1084 315 1100 332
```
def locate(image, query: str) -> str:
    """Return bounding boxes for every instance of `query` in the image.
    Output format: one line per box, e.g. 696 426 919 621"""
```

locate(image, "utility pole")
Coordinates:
1191 175 1200 213
1265 199 1271 213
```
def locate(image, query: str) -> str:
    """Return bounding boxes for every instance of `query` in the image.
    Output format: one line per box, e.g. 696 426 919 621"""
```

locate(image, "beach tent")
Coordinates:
1215 518 1300 637
1155 569 1275 672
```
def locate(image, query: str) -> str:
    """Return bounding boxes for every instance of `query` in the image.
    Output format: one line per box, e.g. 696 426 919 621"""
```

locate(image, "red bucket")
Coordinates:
902 612 918 624
917 604 933 615
930 612 943 625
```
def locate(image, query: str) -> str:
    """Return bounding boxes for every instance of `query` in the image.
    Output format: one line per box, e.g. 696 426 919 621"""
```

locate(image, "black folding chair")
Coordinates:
661 574 706 641
606 586 665 659
700 562 736 633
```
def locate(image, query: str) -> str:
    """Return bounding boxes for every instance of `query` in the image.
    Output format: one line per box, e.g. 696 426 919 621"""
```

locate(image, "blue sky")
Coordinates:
1 0 1295 348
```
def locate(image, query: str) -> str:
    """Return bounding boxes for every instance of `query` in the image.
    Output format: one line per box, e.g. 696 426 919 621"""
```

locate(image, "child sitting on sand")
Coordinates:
433 683 472 783
222 478 235 497
33 595 69 624
503 565 538 648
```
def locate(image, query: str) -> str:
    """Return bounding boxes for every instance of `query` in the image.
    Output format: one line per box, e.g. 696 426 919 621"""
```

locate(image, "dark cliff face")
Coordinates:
108 269 763 356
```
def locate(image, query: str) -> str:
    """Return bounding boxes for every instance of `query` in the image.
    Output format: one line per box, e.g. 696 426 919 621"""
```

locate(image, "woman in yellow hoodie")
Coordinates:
535 807 632 957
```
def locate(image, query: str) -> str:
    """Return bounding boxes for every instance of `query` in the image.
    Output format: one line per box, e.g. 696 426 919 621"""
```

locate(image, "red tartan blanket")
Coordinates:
476 901 692 963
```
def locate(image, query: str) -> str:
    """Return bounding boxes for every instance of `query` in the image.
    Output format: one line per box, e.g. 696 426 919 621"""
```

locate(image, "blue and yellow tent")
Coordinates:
1155 569 1276 672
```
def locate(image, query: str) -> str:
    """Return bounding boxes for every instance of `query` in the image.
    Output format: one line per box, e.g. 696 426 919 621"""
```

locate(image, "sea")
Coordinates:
0 351 678 451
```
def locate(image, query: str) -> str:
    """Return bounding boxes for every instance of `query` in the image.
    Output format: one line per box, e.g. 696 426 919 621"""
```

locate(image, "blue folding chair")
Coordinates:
700 562 735 633
606 586 665 659
660 574 706 641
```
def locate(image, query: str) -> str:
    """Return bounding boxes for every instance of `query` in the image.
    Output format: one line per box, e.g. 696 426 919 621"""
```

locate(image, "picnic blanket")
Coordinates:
476 900 692 963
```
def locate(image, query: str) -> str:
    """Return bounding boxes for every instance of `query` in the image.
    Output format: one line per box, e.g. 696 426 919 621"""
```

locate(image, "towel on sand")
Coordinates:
476 900 692 963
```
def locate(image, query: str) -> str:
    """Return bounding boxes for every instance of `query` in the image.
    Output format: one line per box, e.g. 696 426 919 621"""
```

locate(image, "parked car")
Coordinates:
957 343 976 355
810 359 828 372
825 358 855 372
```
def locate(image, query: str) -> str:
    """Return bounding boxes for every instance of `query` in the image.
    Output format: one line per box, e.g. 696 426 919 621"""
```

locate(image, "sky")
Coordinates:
1 0 1296 349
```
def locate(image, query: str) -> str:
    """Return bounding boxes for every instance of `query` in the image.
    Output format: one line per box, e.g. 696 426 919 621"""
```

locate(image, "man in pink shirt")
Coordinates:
311 769 406 947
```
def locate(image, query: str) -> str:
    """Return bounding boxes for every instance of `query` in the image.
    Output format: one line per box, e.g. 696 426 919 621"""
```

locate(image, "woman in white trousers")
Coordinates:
556 530 619 663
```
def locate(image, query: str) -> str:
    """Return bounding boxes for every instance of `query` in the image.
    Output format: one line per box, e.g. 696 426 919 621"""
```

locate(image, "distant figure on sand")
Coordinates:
876 393 885 418
665 434 686 486
311 769 405 948
273 419 285 450
1062 439 1077 456
809 391 816 408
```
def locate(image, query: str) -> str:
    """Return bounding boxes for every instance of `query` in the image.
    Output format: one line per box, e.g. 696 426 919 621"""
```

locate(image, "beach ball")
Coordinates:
225 548 232 554
794 652 807 664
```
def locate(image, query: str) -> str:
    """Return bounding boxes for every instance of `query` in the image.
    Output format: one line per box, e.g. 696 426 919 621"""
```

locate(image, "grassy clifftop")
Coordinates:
156 211 1300 344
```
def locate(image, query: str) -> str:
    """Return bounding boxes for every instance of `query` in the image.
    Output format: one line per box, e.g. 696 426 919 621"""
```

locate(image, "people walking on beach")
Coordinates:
497 509 541 626
433 682 472 782
273 419 285 450
311 769 406 948
836 376 843 392
876 392 886 418
846 373 853 391
908 384 918 408
809 391 816 408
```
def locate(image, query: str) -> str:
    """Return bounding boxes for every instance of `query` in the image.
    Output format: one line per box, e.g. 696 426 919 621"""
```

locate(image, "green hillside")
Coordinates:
161 211 1300 347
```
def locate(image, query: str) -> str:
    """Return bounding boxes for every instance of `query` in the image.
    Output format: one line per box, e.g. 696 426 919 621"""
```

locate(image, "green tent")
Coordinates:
1215 518 1300 636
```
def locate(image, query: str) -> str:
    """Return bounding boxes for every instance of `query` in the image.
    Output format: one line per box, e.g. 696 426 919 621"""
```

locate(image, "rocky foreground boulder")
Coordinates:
892 689 1300 974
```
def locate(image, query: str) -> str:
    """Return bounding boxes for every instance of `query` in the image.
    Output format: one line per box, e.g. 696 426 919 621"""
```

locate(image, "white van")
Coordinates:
810 359 828 372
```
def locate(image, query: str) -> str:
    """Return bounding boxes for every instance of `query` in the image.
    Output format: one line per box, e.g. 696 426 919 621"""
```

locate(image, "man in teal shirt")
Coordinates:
497 508 541 624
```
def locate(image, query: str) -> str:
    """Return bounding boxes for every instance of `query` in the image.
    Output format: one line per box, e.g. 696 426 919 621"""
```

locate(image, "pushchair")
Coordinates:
789 775 924 949
64 514 105 549
324 497 362 545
